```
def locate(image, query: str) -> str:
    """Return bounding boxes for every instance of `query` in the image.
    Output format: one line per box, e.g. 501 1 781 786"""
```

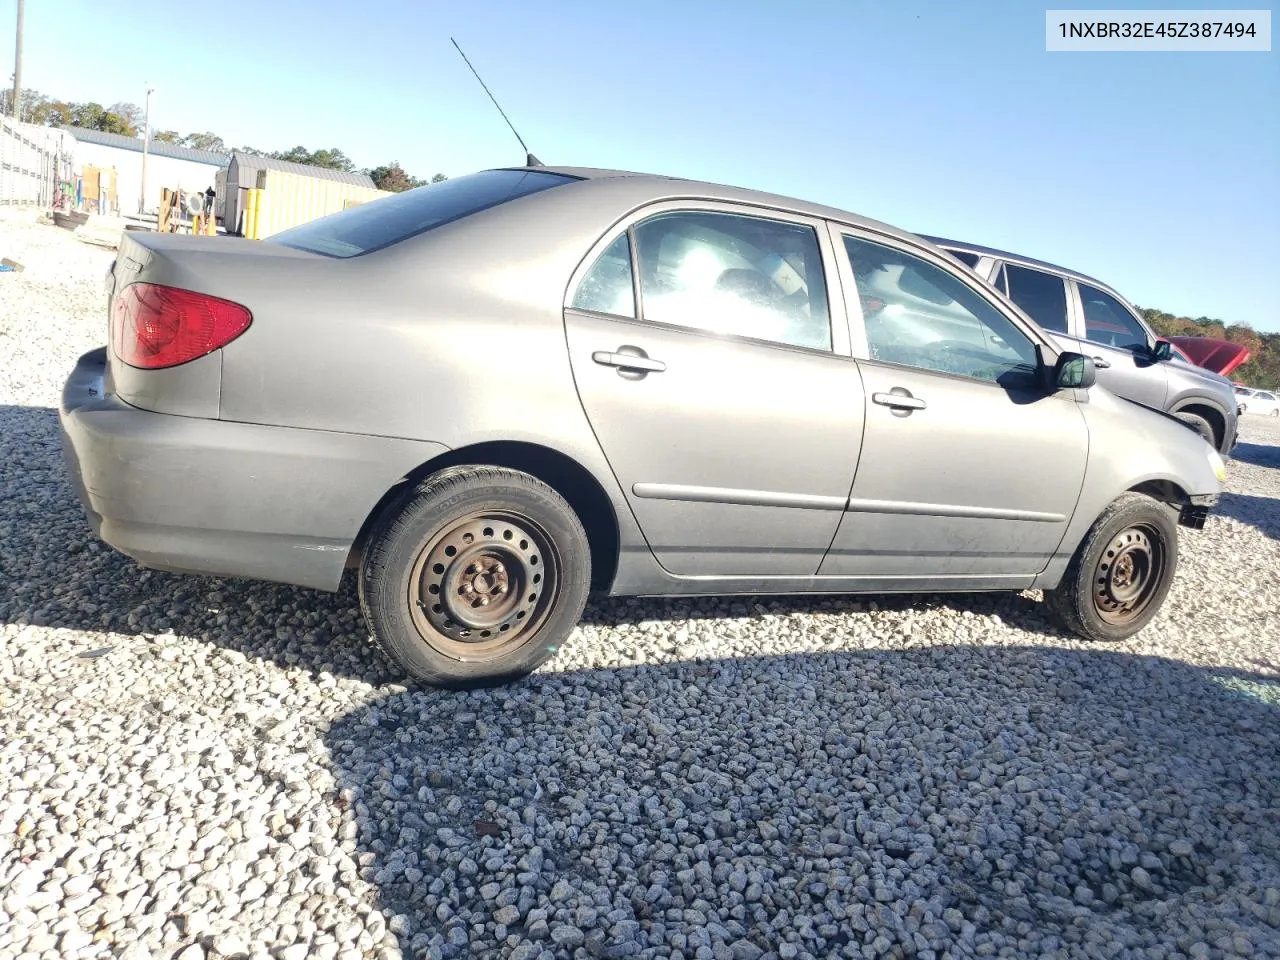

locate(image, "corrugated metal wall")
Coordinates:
254 170 390 238
0 119 72 206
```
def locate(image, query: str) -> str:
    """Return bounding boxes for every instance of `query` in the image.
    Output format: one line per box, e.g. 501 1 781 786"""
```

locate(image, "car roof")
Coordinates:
496 164 940 251
917 234 1113 290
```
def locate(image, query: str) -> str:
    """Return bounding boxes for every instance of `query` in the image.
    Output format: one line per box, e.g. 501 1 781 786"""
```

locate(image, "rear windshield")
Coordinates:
267 169 579 258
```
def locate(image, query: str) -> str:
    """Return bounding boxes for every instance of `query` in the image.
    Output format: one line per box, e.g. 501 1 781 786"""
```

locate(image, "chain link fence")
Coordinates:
1 117 74 207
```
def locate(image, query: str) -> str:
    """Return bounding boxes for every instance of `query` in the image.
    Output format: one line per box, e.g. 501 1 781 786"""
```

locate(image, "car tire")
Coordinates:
1045 492 1179 643
358 465 591 688
1173 411 1216 448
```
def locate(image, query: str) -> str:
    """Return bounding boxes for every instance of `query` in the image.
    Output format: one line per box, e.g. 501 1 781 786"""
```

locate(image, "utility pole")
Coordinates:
139 84 154 214
11 0 23 120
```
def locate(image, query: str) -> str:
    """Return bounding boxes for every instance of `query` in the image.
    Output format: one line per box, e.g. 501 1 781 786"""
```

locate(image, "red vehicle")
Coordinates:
1167 337 1251 378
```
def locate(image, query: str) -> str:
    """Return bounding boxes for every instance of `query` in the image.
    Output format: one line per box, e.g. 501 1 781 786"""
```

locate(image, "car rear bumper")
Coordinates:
59 347 450 591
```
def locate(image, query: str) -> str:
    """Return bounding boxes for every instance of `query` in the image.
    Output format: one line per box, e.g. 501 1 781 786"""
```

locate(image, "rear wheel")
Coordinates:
1045 492 1179 643
1173 411 1217 449
359 466 591 688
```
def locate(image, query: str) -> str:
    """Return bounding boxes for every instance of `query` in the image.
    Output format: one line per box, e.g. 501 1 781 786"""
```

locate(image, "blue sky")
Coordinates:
6 0 1278 330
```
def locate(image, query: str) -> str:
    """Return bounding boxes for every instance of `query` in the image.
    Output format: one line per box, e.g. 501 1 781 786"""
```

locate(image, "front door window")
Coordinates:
1079 283 1150 352
843 235 1040 385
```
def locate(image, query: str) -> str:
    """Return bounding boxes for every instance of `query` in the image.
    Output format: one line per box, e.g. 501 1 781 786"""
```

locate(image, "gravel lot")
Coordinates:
1 213 1277 960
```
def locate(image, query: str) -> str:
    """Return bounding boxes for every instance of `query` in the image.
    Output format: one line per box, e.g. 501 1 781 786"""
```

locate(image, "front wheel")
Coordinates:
1045 492 1179 643
359 466 591 688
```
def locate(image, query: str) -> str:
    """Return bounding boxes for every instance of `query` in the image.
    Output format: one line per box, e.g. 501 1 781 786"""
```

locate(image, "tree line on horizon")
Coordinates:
1139 307 1280 390
2 89 445 193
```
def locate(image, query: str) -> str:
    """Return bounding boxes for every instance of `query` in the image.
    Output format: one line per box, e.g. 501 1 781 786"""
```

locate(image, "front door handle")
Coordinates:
1091 356 1112 369
592 347 666 374
872 390 927 412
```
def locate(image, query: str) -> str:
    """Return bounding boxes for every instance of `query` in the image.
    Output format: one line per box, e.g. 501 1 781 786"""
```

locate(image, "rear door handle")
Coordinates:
872 391 927 411
592 348 666 374
1091 356 1112 369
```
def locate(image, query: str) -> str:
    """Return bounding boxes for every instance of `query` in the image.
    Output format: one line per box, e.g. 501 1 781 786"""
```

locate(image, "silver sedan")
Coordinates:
59 166 1226 687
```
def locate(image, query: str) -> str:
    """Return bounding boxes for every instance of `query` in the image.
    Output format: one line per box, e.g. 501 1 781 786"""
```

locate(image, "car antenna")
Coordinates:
450 37 543 168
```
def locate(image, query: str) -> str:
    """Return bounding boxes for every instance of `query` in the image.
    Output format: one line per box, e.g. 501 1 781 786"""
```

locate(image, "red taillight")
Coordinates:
111 282 252 370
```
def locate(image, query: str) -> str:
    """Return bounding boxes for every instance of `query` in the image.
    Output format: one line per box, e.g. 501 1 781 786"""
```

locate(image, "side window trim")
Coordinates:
627 225 643 320
972 255 1000 284
1064 279 1085 340
565 200 852 358
824 220 866 360
993 263 1008 296
831 226 1054 369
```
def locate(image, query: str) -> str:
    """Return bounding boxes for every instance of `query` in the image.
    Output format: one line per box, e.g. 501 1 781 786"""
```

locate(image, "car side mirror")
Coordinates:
1151 339 1173 362
1055 352 1096 389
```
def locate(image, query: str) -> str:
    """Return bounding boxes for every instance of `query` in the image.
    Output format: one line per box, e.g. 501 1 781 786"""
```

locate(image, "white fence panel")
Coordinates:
0 118 73 207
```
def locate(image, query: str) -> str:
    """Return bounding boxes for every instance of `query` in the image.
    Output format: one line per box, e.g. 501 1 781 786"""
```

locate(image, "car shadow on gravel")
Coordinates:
325 647 1280 959
1213 493 1280 540
1233 440 1280 470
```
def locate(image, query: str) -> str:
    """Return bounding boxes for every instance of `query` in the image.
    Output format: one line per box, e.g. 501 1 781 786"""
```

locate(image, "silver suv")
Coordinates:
922 237 1240 455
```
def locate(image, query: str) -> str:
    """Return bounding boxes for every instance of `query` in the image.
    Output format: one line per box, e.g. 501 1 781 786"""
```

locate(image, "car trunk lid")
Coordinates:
104 231 327 418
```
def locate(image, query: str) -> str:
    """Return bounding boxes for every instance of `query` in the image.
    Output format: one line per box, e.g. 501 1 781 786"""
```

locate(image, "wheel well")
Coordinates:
348 442 621 593
1128 479 1189 508
1173 403 1224 449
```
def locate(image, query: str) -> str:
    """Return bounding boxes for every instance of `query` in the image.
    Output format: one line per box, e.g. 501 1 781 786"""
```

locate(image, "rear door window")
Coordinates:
631 210 833 351
1004 264 1069 334
268 169 578 258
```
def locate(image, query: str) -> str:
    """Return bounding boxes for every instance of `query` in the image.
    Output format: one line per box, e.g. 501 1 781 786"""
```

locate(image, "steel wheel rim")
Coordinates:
408 511 559 661
1091 523 1166 626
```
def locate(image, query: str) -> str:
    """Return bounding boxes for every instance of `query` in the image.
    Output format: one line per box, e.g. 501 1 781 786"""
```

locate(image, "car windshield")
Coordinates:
267 169 579 258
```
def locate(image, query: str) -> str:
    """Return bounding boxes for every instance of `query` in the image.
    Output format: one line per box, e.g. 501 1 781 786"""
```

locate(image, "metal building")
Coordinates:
223 152 381 236
59 128 228 215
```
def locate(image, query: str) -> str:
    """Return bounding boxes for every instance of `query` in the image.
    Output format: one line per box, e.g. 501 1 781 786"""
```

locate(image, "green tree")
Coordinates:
107 102 143 132
44 100 72 127
369 162 421 193
271 145 355 172
1141 307 1280 390
431 172 448 183
182 132 227 152
153 129 181 144
1 88 53 123
69 102 137 136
